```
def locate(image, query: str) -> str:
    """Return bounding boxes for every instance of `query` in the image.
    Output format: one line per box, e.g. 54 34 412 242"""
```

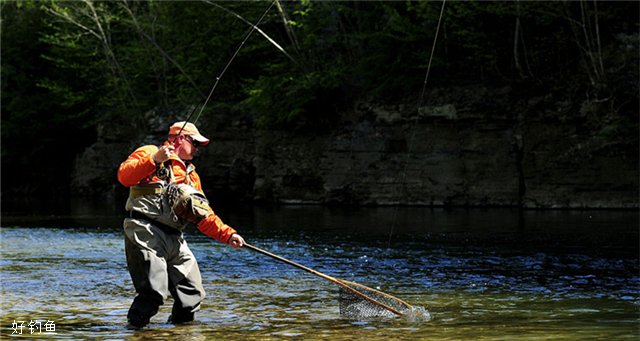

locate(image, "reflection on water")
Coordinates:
0 206 638 340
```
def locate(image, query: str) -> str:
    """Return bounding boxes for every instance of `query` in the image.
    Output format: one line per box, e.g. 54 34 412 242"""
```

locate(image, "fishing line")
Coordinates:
417 0 446 112
388 0 446 246
176 0 276 136
204 0 301 68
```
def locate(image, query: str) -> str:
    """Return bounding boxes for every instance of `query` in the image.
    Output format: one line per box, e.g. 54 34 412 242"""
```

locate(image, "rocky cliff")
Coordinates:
72 85 638 208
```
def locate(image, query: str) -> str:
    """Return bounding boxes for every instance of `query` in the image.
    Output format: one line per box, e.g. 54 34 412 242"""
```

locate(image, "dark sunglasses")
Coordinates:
185 135 202 148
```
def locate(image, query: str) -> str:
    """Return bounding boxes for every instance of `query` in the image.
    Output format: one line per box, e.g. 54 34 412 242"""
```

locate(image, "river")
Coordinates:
1 205 638 340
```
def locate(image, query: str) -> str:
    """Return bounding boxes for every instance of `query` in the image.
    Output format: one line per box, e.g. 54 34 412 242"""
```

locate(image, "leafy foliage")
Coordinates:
1 0 637 197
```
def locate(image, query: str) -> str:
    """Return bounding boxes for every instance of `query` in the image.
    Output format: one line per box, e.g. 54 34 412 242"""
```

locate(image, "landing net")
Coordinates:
244 243 430 321
338 280 430 321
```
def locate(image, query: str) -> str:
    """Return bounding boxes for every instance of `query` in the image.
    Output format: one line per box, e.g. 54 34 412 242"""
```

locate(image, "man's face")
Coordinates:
175 135 200 160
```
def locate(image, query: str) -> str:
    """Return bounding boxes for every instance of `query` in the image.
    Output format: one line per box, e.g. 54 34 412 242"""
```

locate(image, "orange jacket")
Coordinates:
118 143 237 243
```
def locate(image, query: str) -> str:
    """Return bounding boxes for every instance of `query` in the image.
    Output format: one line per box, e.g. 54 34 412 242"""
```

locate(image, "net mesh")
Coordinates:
338 280 429 320
244 243 431 321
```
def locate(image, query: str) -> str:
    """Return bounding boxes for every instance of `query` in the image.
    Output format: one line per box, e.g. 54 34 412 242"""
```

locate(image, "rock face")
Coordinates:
72 86 639 208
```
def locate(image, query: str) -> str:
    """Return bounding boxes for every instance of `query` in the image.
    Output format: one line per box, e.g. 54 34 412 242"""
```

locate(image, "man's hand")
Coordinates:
228 234 245 248
153 145 175 164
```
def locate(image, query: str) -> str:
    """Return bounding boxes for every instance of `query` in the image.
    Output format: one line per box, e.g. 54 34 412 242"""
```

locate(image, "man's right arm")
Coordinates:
117 145 159 187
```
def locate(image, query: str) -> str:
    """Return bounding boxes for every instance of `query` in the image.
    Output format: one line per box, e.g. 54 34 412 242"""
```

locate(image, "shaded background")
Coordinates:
1 1 638 212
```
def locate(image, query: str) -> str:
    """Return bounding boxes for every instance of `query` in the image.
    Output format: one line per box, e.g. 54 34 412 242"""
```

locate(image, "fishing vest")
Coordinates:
125 159 206 231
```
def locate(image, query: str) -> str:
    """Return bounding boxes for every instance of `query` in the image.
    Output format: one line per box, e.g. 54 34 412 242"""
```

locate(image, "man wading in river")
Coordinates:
118 121 245 328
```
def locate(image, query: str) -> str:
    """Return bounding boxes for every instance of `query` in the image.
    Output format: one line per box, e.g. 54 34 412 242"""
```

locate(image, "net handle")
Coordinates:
243 243 404 316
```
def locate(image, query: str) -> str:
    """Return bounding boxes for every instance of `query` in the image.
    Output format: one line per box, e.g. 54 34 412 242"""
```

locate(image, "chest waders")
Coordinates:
124 157 206 328
125 159 200 232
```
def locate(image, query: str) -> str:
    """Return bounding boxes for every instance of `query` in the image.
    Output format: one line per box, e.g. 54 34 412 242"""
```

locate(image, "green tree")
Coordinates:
1 0 637 201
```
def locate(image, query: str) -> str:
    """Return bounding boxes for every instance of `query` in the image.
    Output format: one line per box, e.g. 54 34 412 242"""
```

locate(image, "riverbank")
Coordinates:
70 85 638 209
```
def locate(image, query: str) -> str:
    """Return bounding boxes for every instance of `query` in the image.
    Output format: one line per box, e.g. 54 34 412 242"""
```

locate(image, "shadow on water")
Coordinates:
1 199 638 339
3 197 637 250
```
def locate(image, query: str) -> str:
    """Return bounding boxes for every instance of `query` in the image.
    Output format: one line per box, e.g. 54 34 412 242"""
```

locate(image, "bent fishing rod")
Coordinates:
174 0 277 139
154 1 277 181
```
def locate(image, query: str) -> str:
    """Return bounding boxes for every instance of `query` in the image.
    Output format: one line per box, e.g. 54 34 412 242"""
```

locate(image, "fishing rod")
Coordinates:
204 0 301 68
174 0 277 140
155 1 277 182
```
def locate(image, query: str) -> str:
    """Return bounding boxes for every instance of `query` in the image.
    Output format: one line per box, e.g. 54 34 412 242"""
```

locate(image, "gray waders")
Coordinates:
123 217 205 327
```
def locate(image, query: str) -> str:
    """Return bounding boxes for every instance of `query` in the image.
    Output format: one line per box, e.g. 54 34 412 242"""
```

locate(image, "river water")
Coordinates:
0 205 638 340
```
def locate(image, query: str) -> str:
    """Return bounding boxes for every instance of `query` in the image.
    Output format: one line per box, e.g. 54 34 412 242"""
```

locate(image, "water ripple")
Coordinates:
0 223 637 339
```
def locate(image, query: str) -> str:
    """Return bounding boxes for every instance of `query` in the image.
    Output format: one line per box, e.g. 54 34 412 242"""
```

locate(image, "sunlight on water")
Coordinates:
0 208 638 340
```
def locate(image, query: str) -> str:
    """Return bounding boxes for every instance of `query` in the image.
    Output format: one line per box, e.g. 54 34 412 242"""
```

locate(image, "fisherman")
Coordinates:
117 121 245 328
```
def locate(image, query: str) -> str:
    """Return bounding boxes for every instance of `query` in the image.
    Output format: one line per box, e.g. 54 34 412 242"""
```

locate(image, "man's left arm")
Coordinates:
197 212 238 244
192 172 245 248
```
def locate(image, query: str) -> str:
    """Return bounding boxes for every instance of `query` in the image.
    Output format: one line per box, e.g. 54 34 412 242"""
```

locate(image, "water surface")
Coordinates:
1 206 638 339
